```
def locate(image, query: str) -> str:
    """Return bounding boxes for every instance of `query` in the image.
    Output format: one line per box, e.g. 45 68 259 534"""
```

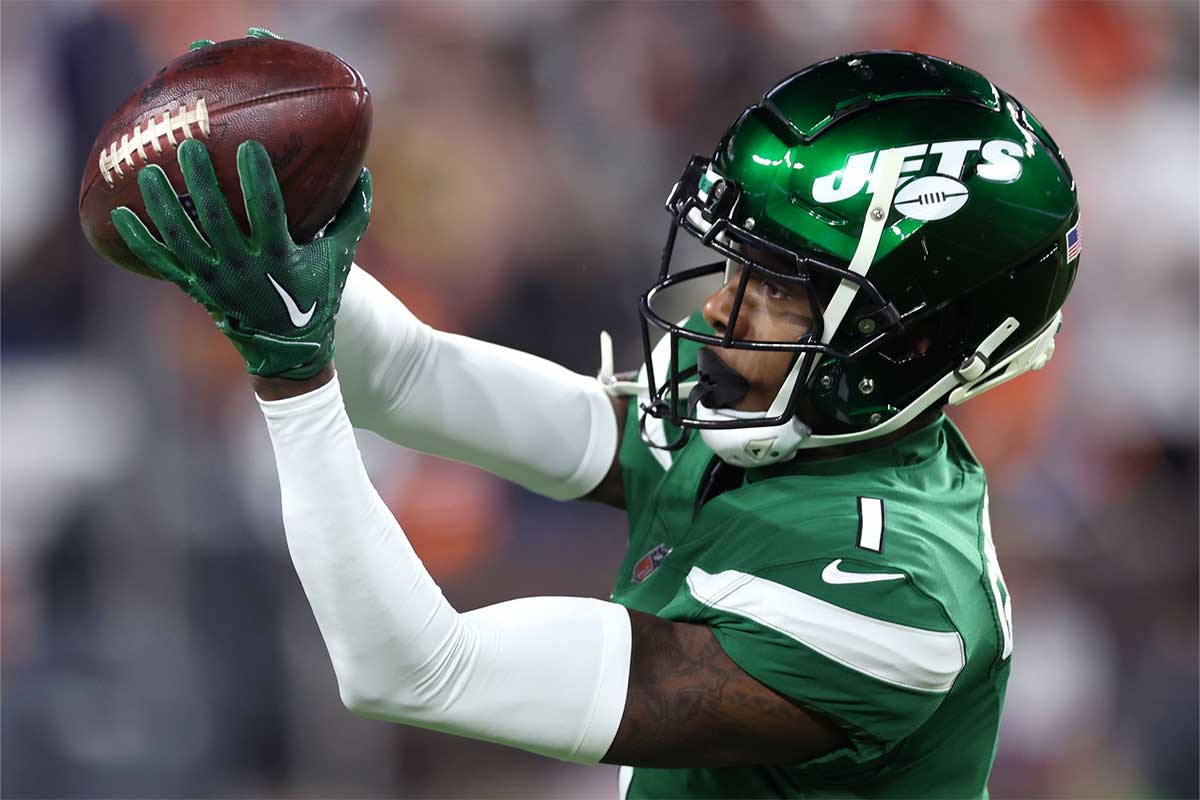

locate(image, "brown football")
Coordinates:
79 37 372 278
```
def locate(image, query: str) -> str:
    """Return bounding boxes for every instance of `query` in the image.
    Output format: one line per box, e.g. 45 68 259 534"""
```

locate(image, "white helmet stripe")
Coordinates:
767 148 906 418
819 147 906 348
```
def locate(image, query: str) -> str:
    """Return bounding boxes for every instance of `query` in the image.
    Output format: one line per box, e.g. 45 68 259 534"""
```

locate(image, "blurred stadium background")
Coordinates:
2 1 1197 797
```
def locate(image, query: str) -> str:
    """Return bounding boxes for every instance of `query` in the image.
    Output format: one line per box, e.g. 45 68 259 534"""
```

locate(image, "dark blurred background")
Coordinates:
2 1 1197 797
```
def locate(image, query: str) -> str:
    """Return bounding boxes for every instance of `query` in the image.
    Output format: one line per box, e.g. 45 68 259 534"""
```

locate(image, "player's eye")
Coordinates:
763 279 790 300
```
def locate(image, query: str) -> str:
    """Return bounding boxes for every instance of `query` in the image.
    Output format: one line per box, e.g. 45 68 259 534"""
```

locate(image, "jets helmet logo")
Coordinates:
894 176 970 221
812 139 1025 221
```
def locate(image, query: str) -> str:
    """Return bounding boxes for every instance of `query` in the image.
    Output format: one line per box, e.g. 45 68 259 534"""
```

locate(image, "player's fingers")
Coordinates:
323 168 372 249
188 39 215 51
136 164 215 264
236 140 291 245
247 27 281 39
177 139 244 250
111 206 190 285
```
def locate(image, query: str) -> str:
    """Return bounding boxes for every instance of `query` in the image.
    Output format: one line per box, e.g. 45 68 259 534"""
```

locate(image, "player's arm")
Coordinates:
605 609 846 766
253 366 841 766
335 263 623 504
582 393 628 508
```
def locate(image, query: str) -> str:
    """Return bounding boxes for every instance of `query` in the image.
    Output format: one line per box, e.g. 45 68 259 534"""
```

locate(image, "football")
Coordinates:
893 175 970 222
79 37 372 278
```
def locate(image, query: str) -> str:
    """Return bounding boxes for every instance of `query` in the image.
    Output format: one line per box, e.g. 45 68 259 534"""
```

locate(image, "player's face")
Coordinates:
700 242 816 412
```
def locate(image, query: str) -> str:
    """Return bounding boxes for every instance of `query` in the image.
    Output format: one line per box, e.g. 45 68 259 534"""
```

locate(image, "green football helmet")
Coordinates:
630 51 1080 466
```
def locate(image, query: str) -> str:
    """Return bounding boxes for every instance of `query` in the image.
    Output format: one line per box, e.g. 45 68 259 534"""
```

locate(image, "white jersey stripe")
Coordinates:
686 567 965 694
618 765 634 800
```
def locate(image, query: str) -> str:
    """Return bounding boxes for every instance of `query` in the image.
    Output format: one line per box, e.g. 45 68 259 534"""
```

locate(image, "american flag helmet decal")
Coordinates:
1066 221 1081 262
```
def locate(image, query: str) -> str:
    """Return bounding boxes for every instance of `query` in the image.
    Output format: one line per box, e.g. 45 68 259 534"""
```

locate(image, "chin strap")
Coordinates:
692 403 813 468
948 310 1062 405
597 330 648 397
597 325 698 470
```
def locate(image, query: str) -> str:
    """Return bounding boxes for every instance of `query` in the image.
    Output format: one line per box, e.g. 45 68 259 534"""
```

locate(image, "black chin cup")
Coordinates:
692 348 750 410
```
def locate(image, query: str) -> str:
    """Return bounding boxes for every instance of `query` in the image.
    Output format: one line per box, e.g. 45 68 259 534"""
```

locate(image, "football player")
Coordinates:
113 37 1079 798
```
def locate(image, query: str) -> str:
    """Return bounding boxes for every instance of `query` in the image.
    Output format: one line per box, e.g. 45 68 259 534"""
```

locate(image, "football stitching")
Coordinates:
91 87 358 194
212 85 357 117
98 98 211 186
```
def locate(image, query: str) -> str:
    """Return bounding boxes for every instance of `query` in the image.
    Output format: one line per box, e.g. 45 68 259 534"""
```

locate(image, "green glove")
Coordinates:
111 138 371 379
189 26 278 51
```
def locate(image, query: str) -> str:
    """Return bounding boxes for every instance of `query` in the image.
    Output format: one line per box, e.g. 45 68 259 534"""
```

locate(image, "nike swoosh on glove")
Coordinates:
111 138 371 379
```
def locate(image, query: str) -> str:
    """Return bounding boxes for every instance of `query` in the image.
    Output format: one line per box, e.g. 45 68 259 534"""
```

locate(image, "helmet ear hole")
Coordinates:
877 316 938 365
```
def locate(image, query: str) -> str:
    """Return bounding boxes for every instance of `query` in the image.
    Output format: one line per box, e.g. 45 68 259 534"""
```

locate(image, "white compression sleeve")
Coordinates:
258 375 631 762
336 265 618 501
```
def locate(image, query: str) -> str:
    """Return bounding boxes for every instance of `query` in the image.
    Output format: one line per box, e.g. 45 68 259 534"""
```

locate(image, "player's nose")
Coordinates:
701 277 749 341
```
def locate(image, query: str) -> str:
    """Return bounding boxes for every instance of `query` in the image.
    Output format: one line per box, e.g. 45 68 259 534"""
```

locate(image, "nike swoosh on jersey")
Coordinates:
821 559 907 585
267 272 317 327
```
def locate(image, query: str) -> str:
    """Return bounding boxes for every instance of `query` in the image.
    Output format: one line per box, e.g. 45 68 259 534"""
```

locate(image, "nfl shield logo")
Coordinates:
632 544 672 584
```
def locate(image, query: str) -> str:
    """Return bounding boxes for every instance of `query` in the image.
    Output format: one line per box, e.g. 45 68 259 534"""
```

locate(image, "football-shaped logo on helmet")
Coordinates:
894 176 969 221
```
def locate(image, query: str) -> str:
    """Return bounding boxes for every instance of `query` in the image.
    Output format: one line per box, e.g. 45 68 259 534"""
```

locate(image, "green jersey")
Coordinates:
611 361 1013 798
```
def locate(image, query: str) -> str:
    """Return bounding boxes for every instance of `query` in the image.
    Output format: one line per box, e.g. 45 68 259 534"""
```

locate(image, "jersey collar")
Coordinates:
744 413 948 482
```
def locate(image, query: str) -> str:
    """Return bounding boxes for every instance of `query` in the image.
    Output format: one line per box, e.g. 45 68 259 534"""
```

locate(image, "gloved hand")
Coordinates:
111 138 371 379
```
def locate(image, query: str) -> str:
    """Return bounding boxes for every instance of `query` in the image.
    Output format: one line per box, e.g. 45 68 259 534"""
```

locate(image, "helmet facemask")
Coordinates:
634 151 907 466
606 53 1077 468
